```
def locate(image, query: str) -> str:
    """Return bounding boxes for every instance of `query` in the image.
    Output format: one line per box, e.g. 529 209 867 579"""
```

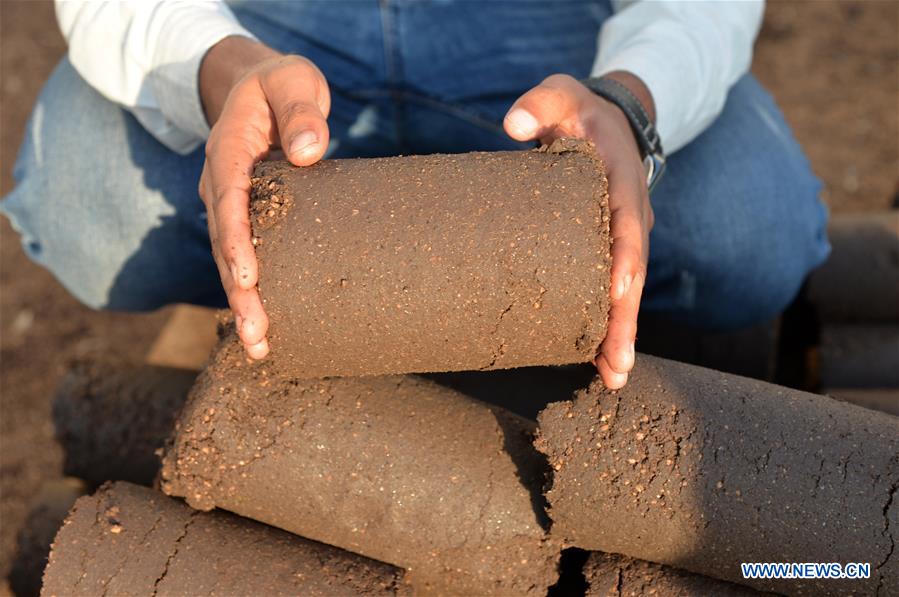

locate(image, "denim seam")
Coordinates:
378 1 406 149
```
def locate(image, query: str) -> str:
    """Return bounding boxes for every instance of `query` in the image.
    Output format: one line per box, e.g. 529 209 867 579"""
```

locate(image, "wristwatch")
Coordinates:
581 76 666 192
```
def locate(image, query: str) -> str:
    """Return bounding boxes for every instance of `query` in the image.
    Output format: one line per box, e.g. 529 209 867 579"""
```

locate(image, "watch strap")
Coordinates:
581 76 663 158
581 76 666 191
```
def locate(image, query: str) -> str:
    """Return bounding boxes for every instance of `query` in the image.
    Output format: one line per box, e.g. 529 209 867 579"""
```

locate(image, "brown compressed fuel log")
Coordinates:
8 478 87 597
250 139 611 377
584 552 765 597
819 324 899 388
53 361 197 486
807 210 899 322
42 482 407 596
161 334 559 595
536 354 899 596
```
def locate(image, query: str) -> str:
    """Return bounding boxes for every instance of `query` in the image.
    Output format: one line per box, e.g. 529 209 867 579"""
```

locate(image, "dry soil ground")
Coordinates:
0 0 897 591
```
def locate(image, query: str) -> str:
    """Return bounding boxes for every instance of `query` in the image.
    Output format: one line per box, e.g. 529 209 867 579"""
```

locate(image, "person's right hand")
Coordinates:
198 36 331 359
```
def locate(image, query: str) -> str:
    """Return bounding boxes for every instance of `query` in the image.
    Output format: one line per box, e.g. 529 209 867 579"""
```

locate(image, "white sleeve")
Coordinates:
55 0 257 154
592 0 764 153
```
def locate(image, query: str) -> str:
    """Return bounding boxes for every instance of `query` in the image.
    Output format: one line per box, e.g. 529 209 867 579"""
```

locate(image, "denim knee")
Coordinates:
644 75 831 331
646 209 828 332
682 191 828 331
1 58 219 312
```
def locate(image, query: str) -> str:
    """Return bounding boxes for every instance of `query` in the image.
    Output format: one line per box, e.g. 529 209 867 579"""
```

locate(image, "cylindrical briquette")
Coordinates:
807 210 899 322
250 139 611 378
53 356 586 485
8 478 87 597
584 552 765 597
818 324 899 388
161 334 559 595
535 354 899 596
53 361 197 486
42 482 408 596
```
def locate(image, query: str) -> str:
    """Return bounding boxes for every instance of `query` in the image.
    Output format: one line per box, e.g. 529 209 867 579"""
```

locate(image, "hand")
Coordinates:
503 72 655 389
198 36 331 359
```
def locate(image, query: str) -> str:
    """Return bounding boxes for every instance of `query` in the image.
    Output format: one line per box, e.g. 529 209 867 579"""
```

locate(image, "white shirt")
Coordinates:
56 0 764 156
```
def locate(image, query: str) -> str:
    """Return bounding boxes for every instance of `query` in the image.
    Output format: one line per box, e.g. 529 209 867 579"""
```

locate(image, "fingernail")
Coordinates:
505 108 539 138
289 130 318 158
235 314 243 333
247 338 269 359
229 262 240 283
608 370 628 390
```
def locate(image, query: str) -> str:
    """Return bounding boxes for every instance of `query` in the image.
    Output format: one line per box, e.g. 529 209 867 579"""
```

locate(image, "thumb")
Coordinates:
262 58 331 167
503 74 582 142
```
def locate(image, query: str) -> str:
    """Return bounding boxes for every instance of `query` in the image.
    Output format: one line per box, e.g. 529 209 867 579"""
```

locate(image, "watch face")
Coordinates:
643 154 655 182
646 154 666 192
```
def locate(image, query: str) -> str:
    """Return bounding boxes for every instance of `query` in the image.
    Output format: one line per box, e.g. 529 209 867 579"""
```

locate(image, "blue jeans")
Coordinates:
1 1 829 331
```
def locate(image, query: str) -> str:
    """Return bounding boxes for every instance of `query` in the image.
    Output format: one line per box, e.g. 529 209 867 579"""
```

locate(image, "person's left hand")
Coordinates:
504 73 655 390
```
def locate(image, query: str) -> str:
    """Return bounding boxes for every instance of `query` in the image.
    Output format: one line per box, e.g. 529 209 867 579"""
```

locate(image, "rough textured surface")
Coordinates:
42 482 407 596
53 361 197 486
250 139 611 377
807 211 899 322
161 333 559 595
753 2 899 214
2 1 897 582
536 354 899 596
7 479 86 597
584 552 763 597
819 324 899 388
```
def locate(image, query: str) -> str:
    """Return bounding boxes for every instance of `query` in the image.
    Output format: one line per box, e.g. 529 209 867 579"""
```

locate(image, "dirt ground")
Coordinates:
0 2 169 589
0 0 897 590
752 1 899 212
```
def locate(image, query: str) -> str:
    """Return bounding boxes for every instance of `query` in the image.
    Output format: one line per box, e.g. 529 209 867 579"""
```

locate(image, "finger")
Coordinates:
201 168 229 287
215 186 259 290
245 337 270 360
205 202 269 356
228 284 270 353
595 155 649 381
262 59 331 166
597 269 643 377
503 74 583 141
607 169 648 302
596 353 628 390
198 160 211 209
206 100 269 289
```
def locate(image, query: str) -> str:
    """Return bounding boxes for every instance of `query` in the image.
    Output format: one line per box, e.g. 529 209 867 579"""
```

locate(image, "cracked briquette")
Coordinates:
53 360 197 486
584 552 766 596
249 140 611 378
160 332 561 595
41 482 409 596
879 478 899 596
8 478 87 597
535 353 899 596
